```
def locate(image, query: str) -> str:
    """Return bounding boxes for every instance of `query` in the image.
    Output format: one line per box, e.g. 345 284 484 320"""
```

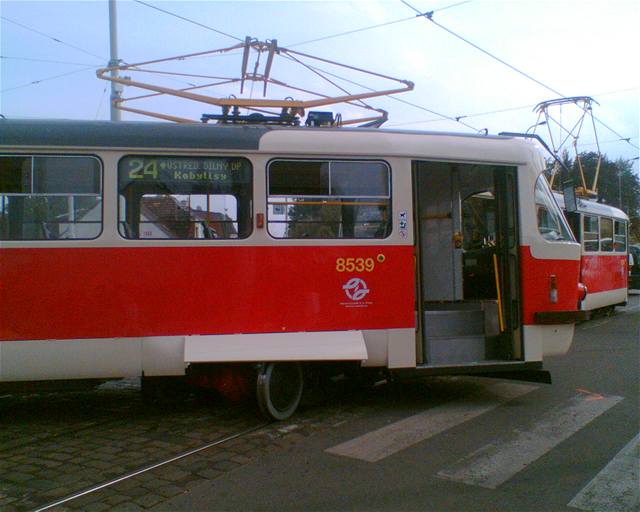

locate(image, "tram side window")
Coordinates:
583 215 599 252
534 175 573 242
599 217 613 252
0 155 102 240
267 160 391 239
118 156 252 239
614 220 627 252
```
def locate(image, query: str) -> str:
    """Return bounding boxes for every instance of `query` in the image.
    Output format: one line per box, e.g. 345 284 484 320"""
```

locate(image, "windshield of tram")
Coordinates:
535 175 574 242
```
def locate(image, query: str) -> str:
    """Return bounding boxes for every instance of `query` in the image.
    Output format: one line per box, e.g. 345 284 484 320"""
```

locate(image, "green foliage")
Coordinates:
552 152 640 242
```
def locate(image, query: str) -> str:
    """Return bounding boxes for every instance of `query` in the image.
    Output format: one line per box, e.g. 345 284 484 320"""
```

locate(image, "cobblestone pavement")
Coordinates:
0 378 372 511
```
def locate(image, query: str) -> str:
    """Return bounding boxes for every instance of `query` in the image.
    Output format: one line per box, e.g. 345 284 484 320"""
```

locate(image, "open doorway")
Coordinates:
413 161 521 366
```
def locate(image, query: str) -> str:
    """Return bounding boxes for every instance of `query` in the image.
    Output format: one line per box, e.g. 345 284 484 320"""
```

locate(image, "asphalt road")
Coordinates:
161 296 639 512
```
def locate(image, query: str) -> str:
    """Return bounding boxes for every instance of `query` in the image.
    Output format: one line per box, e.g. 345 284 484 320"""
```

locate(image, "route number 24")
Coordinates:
128 159 158 180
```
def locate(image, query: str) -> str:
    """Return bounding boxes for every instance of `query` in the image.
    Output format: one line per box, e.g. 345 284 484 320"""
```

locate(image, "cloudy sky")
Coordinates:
1 0 638 170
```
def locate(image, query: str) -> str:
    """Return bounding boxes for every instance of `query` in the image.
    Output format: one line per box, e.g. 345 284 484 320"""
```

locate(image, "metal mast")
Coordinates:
108 0 121 121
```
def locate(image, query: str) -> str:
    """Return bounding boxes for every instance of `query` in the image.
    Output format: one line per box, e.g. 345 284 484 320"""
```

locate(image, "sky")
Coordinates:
1 0 638 172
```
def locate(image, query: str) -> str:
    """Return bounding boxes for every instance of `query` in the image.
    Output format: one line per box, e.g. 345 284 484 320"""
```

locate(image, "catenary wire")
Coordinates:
1 56 98 66
288 16 417 48
133 0 243 42
94 85 109 120
400 0 639 150
1 66 99 93
1 16 106 62
388 86 640 127
400 0 563 97
279 54 480 132
289 0 472 48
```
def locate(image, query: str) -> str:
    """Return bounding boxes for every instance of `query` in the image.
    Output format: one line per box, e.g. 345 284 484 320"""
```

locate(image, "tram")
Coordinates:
555 193 629 314
0 119 585 419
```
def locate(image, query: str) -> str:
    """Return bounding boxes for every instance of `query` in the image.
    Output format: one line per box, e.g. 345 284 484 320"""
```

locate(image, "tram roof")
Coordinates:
1 118 516 152
554 192 629 221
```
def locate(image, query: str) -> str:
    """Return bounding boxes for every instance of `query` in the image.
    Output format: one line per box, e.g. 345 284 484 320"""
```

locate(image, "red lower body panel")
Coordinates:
580 254 628 293
520 246 581 325
0 245 415 342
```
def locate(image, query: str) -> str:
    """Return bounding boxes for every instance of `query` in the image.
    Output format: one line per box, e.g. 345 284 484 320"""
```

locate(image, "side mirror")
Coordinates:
562 181 577 213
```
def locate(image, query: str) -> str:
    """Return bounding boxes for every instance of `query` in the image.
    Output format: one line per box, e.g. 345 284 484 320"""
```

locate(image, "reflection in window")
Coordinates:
600 217 613 252
534 175 573 242
462 191 495 250
0 155 102 240
267 160 391 239
118 156 252 239
583 215 599 252
614 220 627 253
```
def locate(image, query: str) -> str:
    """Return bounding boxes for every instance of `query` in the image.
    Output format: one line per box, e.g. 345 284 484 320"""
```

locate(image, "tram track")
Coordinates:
32 422 270 512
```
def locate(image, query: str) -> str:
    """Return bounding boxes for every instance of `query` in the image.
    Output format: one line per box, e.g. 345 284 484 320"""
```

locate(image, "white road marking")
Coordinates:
436 393 623 489
325 381 537 463
568 432 640 512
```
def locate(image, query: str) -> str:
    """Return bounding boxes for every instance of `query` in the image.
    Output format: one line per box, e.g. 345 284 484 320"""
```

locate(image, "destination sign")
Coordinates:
119 156 251 185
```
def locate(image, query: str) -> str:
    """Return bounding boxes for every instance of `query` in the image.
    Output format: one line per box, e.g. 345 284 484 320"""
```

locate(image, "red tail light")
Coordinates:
577 282 588 302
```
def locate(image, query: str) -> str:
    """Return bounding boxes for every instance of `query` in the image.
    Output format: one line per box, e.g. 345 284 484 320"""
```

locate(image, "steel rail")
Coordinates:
33 422 269 512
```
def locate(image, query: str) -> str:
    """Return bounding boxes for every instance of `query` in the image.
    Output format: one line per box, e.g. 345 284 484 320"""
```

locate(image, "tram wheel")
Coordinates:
256 362 303 421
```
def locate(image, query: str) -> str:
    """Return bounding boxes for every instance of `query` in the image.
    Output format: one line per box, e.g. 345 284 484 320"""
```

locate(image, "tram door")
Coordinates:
413 161 521 366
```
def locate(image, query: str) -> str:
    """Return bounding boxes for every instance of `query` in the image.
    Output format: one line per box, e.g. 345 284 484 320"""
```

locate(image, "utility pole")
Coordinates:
108 0 122 121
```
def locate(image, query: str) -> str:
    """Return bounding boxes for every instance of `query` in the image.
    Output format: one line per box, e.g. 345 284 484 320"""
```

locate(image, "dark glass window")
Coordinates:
583 215 599 252
600 217 613 252
534 175 573 242
267 160 391 239
269 161 329 196
33 157 100 194
614 220 627 253
118 155 252 239
0 155 102 240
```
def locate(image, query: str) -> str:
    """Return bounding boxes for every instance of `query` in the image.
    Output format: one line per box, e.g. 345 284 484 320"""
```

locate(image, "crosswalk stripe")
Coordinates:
325 381 537 463
436 393 624 489
568 432 640 512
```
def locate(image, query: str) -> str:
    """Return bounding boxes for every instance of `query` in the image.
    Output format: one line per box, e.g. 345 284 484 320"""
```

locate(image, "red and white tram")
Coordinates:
555 193 629 314
0 119 584 419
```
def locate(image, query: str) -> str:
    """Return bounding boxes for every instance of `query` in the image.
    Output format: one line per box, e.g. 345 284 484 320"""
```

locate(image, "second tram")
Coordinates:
555 193 629 314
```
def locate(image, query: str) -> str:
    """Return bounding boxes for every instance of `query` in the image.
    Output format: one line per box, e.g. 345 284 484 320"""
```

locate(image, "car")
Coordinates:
629 244 640 289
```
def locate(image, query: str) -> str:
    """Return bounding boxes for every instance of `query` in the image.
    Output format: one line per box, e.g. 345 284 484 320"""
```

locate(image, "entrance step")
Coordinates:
426 334 486 365
424 308 484 337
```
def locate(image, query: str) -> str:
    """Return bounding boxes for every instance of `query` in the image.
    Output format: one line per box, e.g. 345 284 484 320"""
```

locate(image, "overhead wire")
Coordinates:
3 1 635 145
1 56 98 66
1 16 106 62
399 0 639 150
389 86 640 127
289 0 472 48
579 137 638 148
288 16 417 48
1 66 99 93
279 54 480 132
400 1 563 97
95 85 109 120
132 0 243 42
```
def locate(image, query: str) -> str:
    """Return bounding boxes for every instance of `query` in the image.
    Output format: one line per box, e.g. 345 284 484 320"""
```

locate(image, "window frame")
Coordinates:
117 154 253 241
0 153 104 241
613 219 627 253
582 214 599 253
599 217 614 252
266 157 393 240
534 175 574 243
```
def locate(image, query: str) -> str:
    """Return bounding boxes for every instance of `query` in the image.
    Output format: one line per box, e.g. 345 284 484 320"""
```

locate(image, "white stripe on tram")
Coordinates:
325 381 538 463
436 393 624 489
568 432 640 512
